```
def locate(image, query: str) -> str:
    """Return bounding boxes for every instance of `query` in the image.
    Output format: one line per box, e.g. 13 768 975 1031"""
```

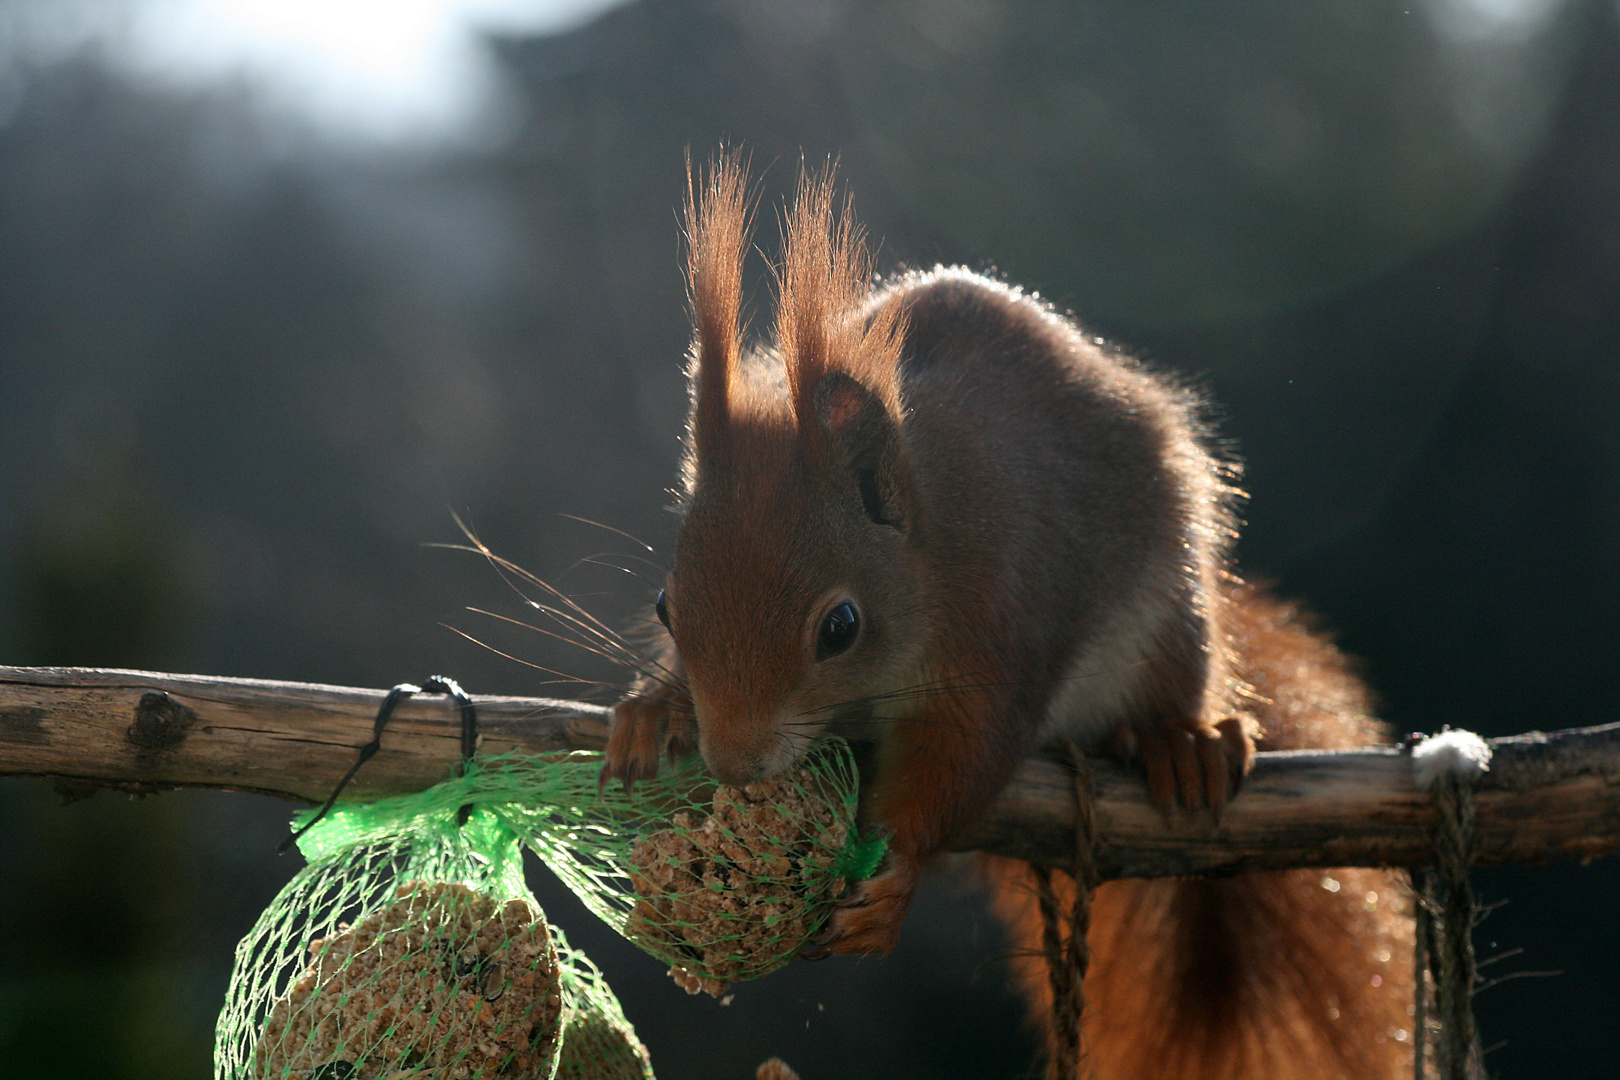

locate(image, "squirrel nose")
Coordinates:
704 749 766 786
699 729 773 785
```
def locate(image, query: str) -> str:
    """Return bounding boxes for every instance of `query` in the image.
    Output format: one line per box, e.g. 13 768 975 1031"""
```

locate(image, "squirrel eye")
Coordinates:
816 602 860 661
655 589 670 630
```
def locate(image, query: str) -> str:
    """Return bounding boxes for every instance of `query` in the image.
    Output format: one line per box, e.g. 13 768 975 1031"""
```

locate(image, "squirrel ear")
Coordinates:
813 371 912 529
815 370 883 432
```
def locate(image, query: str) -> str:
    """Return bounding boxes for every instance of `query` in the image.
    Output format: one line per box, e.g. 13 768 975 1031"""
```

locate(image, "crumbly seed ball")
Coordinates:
255 881 563 1079
554 1011 653 1080
622 765 847 996
755 1058 802 1080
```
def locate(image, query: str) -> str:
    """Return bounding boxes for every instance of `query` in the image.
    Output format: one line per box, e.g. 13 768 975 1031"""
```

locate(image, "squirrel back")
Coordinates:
866 266 1240 755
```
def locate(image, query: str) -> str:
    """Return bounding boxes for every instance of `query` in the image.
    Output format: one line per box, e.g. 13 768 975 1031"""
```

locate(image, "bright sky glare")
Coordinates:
117 0 627 142
3 0 1570 145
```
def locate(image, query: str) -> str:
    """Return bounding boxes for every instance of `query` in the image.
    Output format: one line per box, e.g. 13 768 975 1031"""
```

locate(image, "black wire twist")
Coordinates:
278 676 478 854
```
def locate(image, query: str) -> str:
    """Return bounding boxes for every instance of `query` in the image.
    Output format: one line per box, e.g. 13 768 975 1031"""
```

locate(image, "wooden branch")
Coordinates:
4 665 1618 880
0 665 611 804
958 730 1620 878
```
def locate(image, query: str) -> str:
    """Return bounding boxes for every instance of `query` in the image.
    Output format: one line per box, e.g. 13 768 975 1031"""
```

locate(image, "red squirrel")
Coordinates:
605 157 1415 1077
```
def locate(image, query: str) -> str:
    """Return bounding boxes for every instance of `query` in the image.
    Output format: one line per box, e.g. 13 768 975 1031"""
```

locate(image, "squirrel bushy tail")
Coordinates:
988 586 1417 1079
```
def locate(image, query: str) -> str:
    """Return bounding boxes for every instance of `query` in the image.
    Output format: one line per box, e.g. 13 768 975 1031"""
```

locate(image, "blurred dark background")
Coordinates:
2 0 1618 1075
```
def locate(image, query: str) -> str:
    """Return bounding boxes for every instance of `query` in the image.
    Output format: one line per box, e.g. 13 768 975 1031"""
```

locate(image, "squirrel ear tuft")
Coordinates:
685 149 753 457
777 163 904 444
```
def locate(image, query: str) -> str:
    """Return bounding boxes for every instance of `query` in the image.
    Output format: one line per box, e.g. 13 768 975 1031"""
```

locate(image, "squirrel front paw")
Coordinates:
1116 715 1256 819
802 850 920 958
603 681 696 786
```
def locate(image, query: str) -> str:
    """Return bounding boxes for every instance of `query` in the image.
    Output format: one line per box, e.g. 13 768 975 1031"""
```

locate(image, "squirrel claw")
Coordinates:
604 687 695 785
1117 716 1255 822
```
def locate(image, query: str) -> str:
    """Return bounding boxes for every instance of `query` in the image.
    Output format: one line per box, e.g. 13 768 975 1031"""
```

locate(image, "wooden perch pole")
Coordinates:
3 665 1618 881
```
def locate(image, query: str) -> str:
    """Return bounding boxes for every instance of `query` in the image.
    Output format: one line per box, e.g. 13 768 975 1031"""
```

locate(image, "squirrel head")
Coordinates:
656 156 924 785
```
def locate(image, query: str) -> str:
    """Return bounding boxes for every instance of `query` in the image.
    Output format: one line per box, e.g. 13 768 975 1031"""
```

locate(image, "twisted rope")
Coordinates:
1035 743 1097 1079
1032 864 1076 1079
1411 729 1490 1080
1411 866 1434 1080
1432 772 1481 1080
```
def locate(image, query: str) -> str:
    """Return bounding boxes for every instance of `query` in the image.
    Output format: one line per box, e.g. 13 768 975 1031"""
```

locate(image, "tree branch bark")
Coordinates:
4 665 1617 880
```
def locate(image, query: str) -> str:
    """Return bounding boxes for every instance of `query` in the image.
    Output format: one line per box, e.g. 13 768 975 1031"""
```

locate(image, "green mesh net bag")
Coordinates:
549 926 654 1080
512 739 885 997
219 734 881 1080
216 767 567 1080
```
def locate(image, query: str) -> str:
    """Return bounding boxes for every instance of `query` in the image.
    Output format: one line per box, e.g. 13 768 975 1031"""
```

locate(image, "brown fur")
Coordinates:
607 160 1413 1076
990 588 1415 1078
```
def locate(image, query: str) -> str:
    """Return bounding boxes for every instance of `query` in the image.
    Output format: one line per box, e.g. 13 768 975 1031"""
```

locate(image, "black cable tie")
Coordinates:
418 675 481 827
278 677 479 854
417 675 479 769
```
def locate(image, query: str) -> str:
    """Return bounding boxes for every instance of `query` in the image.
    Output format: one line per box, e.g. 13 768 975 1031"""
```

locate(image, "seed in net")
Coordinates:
254 881 563 1079
621 765 851 997
554 1010 655 1080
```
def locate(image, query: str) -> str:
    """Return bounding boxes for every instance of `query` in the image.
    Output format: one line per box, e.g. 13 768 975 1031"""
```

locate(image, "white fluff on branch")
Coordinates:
1412 729 1492 789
